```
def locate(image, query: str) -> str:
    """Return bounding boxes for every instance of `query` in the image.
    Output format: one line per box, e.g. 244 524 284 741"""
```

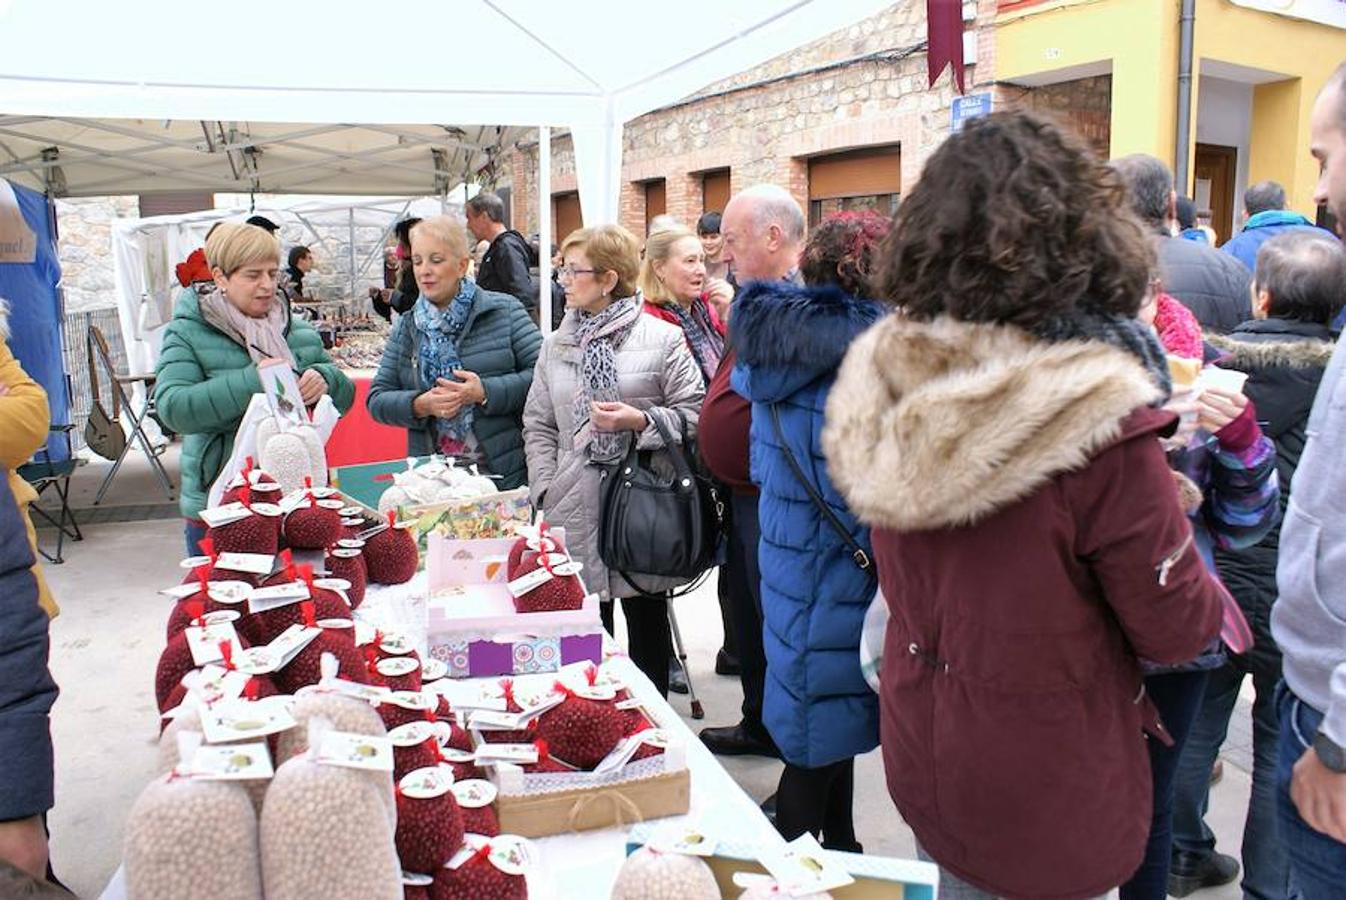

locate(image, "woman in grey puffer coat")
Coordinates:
523 224 705 697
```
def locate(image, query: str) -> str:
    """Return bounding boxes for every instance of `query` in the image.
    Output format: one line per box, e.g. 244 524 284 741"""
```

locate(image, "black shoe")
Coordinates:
715 647 741 676
760 792 777 820
1168 850 1239 898
669 661 689 695
822 837 863 854
699 722 780 758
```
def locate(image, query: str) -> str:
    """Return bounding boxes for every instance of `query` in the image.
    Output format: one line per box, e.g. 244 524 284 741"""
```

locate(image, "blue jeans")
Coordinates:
1120 670 1211 900
1276 683 1346 898
1173 659 1291 898
184 519 207 557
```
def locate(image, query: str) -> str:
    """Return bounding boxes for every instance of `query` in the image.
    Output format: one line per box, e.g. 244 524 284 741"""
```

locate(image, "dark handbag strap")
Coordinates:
769 403 871 572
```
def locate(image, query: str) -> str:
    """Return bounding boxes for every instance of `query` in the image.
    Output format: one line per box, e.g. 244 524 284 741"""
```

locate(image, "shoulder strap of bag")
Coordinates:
644 410 696 487
769 403 871 572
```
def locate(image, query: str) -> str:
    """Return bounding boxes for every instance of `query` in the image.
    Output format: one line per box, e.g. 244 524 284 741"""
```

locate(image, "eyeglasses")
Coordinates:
557 266 601 281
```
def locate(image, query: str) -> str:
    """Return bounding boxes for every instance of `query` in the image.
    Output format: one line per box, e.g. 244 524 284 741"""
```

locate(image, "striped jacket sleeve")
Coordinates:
1203 403 1280 551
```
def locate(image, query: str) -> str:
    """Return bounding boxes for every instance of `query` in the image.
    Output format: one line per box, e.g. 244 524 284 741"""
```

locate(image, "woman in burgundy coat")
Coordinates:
823 113 1225 900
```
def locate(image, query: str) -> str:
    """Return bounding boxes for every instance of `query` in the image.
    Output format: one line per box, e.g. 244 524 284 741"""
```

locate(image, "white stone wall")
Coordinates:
54 196 139 313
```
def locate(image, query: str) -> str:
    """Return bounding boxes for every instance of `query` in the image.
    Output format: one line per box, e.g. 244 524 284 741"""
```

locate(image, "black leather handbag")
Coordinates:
598 411 724 593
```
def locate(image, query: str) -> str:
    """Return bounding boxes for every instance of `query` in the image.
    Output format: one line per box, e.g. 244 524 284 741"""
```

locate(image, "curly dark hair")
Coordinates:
800 210 892 296
874 112 1153 329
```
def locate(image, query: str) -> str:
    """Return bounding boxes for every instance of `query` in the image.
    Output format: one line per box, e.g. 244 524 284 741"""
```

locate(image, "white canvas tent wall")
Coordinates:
110 196 451 381
0 0 894 217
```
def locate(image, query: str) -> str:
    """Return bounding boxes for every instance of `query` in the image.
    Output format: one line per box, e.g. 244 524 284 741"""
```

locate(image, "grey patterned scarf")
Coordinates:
572 295 643 462
1031 311 1173 404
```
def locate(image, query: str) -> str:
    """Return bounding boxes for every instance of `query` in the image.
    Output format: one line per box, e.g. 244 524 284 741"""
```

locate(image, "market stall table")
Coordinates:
324 369 407 468
99 575 784 900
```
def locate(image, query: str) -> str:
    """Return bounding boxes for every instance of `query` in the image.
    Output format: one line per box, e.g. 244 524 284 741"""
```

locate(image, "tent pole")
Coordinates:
539 125 552 335
347 207 356 308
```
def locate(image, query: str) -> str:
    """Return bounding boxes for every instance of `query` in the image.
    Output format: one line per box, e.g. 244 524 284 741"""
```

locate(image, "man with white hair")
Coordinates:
698 184 805 761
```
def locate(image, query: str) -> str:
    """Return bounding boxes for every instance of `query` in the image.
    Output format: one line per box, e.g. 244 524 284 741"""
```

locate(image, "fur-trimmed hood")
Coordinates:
731 281 886 403
823 314 1166 531
1207 320 1336 370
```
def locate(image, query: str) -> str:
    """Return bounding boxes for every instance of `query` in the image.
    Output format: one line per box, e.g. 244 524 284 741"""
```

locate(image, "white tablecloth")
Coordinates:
101 575 782 899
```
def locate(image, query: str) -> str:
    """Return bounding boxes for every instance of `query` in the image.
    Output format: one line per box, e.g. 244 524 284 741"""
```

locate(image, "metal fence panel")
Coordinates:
60 309 127 451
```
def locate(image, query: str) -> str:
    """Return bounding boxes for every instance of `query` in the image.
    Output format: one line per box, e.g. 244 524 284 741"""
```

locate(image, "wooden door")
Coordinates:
551 192 581 247
702 169 731 215
644 180 667 233
1193 144 1237 246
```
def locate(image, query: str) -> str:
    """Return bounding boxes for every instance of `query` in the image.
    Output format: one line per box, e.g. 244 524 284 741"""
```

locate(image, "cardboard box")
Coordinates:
398 488 533 570
425 533 604 678
495 766 690 838
624 827 939 900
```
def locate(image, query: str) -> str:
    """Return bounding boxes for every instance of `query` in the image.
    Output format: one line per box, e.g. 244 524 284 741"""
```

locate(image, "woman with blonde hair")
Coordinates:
523 224 705 696
368 216 542 486
156 222 354 554
639 226 726 385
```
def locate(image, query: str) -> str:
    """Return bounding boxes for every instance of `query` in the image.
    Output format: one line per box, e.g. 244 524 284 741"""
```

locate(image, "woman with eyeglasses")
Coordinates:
522 224 706 696
367 216 542 487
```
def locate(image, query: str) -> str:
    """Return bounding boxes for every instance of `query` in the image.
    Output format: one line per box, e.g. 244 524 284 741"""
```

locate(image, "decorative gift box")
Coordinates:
424 533 604 678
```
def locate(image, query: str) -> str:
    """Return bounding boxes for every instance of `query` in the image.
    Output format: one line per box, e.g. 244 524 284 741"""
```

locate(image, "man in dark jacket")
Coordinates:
1221 180 1336 272
1170 230 1346 898
0 473 58 882
698 184 805 760
466 192 538 321
1114 154 1253 333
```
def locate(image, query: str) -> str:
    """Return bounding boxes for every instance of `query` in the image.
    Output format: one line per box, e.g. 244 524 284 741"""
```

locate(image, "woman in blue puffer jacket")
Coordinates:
730 211 888 850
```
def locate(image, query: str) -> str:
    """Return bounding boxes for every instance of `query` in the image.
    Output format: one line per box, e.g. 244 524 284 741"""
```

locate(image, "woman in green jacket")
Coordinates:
155 223 354 554
367 216 542 488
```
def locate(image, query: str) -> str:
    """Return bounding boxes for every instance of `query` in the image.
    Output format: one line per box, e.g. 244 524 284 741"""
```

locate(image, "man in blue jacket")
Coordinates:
0 472 58 883
1222 180 1334 272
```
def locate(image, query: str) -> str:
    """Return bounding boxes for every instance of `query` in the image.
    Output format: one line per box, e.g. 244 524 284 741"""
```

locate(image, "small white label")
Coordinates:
439 746 475 764
215 552 275 575
762 833 856 896
319 678 390 704
184 621 245 668
331 547 362 559
179 555 213 570
488 836 538 876
313 577 352 593
472 743 539 764
377 656 419 679
649 824 718 857
180 665 251 705
615 698 644 711
201 610 240 626
317 498 344 511
388 721 435 748
468 710 531 732
200 503 251 527
204 580 252 606
379 632 415 656
452 779 497 808
385 690 435 711
250 502 282 519
314 731 394 772
575 684 617 702
248 581 310 614
234 646 279 675
551 560 583 577
317 618 354 631
268 624 321 671
506 566 554 598
421 659 448 682
402 873 434 888
160 582 205 601
398 766 453 799
199 697 297 743
340 506 364 518
186 742 274 781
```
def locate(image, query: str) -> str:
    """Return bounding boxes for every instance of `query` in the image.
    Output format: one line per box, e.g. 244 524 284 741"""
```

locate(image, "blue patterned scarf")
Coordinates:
413 278 477 442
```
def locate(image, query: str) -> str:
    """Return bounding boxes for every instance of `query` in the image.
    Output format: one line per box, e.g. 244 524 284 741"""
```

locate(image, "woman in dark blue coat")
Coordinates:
729 211 888 850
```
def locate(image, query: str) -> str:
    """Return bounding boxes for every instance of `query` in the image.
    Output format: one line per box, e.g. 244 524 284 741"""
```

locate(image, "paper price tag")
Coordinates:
469 710 531 732
762 833 855 896
402 873 434 888
179 555 213 571
215 552 275 575
310 678 389 704
452 779 497 808
184 621 245 668
385 690 436 711
317 498 344 511
181 665 252 705
398 766 453 799
160 583 204 600
186 742 274 781
235 646 279 676
615 698 644 711
377 656 420 679
472 743 539 765
379 632 415 656
199 697 297 744
422 658 449 682
314 731 394 772
199 503 251 528
506 566 554 598
488 836 538 876
249 502 282 519
248 581 311 614
267 624 321 671
431 681 506 712
648 823 718 857
387 721 436 748
207 581 253 607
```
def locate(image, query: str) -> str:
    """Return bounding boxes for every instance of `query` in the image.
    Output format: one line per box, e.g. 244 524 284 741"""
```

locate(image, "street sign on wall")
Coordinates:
951 93 993 133
1228 0 1346 29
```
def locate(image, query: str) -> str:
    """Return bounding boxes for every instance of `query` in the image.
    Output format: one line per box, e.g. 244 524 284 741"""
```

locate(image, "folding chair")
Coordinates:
87 324 175 505
18 424 83 564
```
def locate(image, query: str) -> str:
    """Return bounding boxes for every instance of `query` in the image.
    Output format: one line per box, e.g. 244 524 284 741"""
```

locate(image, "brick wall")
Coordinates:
1001 75 1114 160
509 0 1002 237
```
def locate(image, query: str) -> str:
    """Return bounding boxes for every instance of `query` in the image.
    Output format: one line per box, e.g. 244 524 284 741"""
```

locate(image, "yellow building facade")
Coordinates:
992 0 1345 241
